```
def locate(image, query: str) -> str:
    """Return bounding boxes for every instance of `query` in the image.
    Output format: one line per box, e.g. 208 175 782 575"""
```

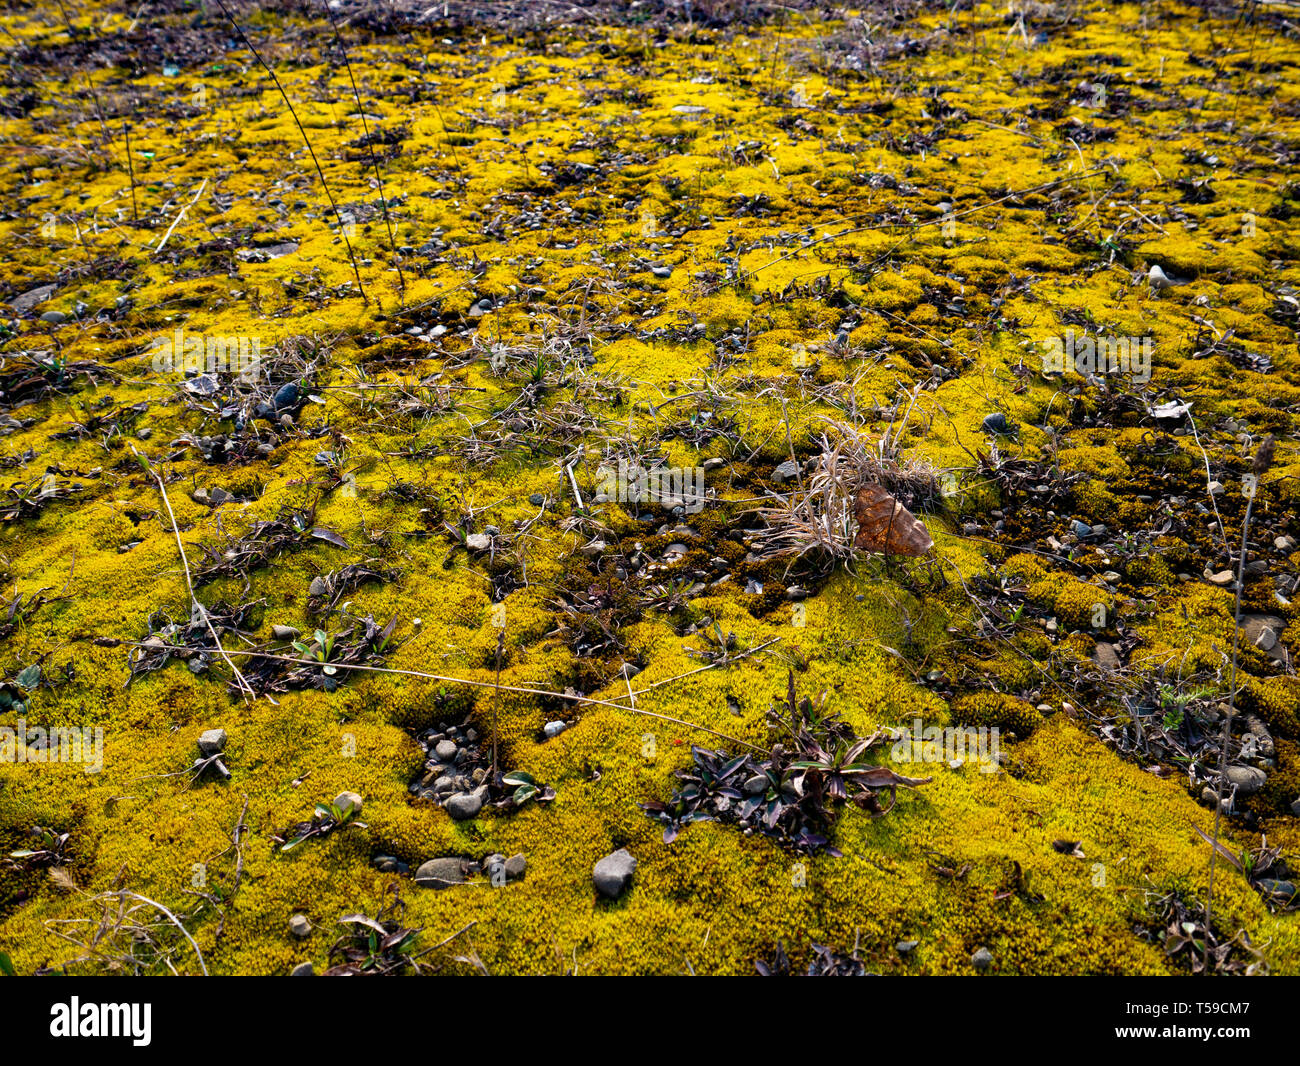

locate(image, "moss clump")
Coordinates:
951 693 1044 738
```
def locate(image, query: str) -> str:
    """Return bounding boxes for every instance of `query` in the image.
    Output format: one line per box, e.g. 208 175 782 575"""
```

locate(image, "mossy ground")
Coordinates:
0 0 1297 975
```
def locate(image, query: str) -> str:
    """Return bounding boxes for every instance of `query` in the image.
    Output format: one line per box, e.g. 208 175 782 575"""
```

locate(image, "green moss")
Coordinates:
0 0 1296 977
951 692 1044 738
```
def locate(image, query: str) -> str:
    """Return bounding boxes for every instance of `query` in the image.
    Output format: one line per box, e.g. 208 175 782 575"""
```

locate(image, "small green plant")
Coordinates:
324 890 425 975
273 798 366 852
499 770 554 807
7 826 70 869
293 629 338 675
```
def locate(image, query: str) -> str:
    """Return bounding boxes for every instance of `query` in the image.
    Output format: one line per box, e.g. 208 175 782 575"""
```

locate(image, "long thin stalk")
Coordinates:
122 117 138 222
213 0 368 304
491 630 503 776
320 0 406 299
1205 435 1275 972
115 641 765 750
132 448 256 703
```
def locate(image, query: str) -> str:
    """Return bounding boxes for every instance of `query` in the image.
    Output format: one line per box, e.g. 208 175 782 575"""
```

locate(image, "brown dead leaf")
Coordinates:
852 483 934 556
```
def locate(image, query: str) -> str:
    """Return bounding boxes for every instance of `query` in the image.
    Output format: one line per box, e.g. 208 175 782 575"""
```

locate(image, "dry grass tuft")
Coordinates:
750 420 939 567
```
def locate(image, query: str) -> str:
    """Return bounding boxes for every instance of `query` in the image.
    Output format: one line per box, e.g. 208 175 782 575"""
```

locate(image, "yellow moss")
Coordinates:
0 0 1296 978
951 692 1044 738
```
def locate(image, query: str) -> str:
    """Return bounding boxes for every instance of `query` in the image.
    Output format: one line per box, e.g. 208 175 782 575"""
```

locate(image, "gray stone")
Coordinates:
465 533 492 552
9 284 55 314
434 739 458 761
289 914 311 938
1244 715 1275 758
896 940 918 955
593 848 637 899
333 791 363 817
1240 614 1284 653
1094 642 1121 672
543 720 567 739
444 790 483 820
505 853 527 880
971 947 993 971
197 727 226 755
415 857 466 889
772 460 800 483
1224 765 1266 795
290 962 314 976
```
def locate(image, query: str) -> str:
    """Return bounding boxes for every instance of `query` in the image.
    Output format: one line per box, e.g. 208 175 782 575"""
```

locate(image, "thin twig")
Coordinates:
1186 406 1229 556
156 178 207 253
214 0 368 303
321 0 406 299
1205 436 1274 972
132 448 256 703
122 643 765 750
491 630 503 776
122 116 138 222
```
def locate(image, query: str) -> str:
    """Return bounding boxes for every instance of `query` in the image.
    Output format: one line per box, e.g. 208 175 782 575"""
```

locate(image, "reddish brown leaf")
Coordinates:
855 765 933 789
852 483 934 556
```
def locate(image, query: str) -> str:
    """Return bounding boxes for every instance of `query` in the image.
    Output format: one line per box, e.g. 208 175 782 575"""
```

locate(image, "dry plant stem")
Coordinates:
1204 489 1254 971
614 638 781 697
566 458 584 508
158 646 766 751
1186 408 1228 554
214 0 368 304
50 889 209 976
491 630 503 776
156 178 207 253
117 891 208 976
135 452 256 703
320 0 406 298
410 920 478 960
122 117 138 222
780 396 804 492
81 73 112 148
